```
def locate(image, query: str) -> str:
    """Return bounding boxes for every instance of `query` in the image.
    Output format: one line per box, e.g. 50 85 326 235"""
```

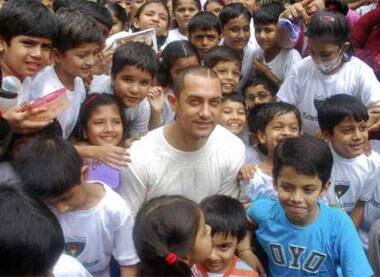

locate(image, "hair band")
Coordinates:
85 94 98 106
165 252 177 264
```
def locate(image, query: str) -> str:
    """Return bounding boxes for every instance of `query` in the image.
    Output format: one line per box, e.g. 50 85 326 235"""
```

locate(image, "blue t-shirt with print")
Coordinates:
248 198 372 276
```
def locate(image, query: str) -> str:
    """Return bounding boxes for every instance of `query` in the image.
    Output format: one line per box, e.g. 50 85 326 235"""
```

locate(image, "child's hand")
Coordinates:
368 106 380 132
239 164 257 182
237 233 266 276
252 58 270 75
92 48 114 75
147 86 165 113
279 0 314 24
92 145 131 168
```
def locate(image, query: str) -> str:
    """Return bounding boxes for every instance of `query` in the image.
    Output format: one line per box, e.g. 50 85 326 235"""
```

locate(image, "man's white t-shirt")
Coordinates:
119 124 245 213
277 56 380 135
54 183 139 277
326 147 380 213
26 66 86 138
89 75 151 137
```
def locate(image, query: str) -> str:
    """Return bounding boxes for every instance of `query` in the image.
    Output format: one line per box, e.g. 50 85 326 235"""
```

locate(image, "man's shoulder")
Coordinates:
211 125 245 150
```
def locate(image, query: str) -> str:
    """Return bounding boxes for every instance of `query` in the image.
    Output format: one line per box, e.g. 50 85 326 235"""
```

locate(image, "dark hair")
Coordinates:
14 136 83 199
106 2 128 29
204 0 225 12
173 0 201 14
188 11 222 35
54 8 104 52
219 3 251 28
317 94 369 135
73 93 128 143
199 195 247 242
273 135 333 186
111 42 159 78
0 182 64 276
243 74 278 96
222 92 245 106
158 40 200 87
173 65 219 95
306 10 349 45
248 102 301 134
134 195 201 276
0 0 58 44
203 45 241 69
253 2 284 25
325 0 349 16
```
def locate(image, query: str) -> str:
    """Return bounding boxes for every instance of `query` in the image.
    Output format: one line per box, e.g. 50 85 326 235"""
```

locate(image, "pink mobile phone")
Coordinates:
29 88 70 121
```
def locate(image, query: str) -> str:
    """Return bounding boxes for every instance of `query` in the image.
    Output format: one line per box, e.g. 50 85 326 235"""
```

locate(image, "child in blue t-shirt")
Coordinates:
247 136 373 276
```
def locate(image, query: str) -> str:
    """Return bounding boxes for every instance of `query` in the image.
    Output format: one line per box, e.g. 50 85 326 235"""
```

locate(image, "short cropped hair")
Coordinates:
317 94 369 135
219 3 251 28
54 8 104 52
204 45 241 68
0 0 58 43
222 92 245 106
248 102 301 134
243 74 278 96
14 136 83 199
111 42 159 78
273 136 333 185
173 65 219 96
253 2 284 25
0 182 64 275
200 195 247 242
188 11 222 35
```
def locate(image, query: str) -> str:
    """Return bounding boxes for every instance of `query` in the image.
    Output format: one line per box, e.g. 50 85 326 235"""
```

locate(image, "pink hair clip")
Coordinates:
165 252 177 265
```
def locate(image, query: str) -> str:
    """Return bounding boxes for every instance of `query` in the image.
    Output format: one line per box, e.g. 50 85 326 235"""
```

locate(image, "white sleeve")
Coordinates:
129 99 151 137
53 254 92 277
360 167 379 202
356 61 380 108
277 64 300 105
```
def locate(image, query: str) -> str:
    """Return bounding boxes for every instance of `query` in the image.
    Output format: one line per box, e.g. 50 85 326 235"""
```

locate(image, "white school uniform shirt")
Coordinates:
27 65 86 138
240 167 276 202
53 182 139 277
326 146 380 213
119 124 245 213
277 56 380 135
359 168 380 249
252 48 302 81
53 254 92 277
161 29 188 50
89 75 151 137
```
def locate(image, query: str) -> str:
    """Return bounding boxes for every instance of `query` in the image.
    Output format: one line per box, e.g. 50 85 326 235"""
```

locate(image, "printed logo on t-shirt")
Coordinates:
64 236 86 257
334 182 350 199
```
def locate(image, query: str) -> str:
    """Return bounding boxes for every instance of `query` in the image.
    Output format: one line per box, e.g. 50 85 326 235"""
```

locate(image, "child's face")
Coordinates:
110 14 124 36
112 65 153 107
257 112 300 155
275 165 327 226
0 35 53 80
219 100 246 135
223 15 250 53
187 212 213 265
212 60 240 94
134 3 170 36
245 84 275 110
203 233 238 273
46 183 87 213
189 29 221 59
205 1 224 16
84 104 123 146
174 0 200 31
328 116 368 159
170 55 199 83
255 23 279 51
55 43 100 81
309 38 343 74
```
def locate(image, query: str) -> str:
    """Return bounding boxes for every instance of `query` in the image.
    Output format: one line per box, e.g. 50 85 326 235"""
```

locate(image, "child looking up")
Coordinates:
188 12 222 60
15 136 139 277
248 136 373 276
204 0 225 16
133 195 212 276
278 10 380 135
194 195 258 276
27 8 104 139
242 102 301 201
204 45 241 95
252 3 301 85
317 94 380 226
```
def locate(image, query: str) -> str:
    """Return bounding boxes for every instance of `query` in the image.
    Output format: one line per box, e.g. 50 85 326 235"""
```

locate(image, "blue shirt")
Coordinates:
248 198 373 276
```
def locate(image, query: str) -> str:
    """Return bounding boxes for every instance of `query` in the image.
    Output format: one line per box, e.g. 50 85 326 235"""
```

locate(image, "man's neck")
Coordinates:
54 65 75 91
164 123 209 152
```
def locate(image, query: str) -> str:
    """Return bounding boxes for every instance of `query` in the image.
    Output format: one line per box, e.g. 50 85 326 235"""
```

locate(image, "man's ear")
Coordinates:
320 179 330 197
80 165 89 184
168 92 179 114
0 36 7 52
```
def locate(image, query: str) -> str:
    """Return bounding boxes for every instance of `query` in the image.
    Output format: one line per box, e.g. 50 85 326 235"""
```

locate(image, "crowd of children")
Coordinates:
1 0 380 276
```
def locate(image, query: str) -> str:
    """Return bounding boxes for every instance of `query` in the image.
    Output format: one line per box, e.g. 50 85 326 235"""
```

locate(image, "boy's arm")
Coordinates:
120 265 137 277
350 200 365 228
147 86 165 130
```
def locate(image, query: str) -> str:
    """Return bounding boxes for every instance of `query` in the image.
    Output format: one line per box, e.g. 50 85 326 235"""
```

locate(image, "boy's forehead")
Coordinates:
222 99 244 109
225 14 250 26
335 116 368 127
211 232 238 243
117 65 154 80
10 35 52 45
277 165 323 187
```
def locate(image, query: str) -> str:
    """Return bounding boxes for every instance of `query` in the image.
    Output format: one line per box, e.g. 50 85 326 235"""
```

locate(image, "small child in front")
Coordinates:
15 136 139 277
194 195 258 276
247 136 373 276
